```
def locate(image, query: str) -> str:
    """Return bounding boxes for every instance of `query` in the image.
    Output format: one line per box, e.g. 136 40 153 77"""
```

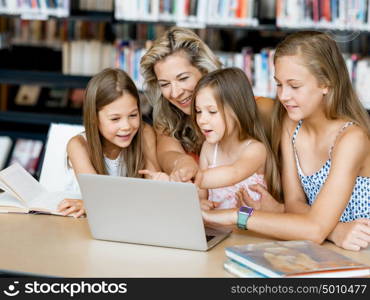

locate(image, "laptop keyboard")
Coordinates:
206 235 215 242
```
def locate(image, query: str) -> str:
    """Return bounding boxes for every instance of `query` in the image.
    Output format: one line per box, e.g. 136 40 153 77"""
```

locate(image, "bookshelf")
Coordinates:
0 0 369 177
0 69 90 88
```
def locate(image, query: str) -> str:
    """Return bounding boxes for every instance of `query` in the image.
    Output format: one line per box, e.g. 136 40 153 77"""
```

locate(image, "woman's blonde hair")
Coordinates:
271 31 370 159
140 27 222 154
83 68 144 177
192 67 282 201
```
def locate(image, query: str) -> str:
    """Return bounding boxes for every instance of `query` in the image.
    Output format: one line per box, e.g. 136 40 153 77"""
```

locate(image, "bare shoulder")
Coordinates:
335 124 369 154
67 134 88 153
241 139 267 159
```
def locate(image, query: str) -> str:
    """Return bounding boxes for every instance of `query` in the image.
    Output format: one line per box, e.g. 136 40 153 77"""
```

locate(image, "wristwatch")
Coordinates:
237 206 254 230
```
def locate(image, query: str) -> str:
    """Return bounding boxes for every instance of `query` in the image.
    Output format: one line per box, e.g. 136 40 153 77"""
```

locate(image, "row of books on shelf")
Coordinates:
62 39 147 88
0 136 43 176
61 38 370 106
11 18 111 49
0 0 69 19
0 0 113 18
277 0 370 30
62 40 116 76
11 85 84 109
223 240 370 278
5 84 153 118
115 0 261 27
3 0 370 32
8 18 167 50
73 0 114 12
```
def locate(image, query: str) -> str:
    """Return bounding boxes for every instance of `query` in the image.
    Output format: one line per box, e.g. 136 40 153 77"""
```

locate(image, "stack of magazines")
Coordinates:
224 240 370 278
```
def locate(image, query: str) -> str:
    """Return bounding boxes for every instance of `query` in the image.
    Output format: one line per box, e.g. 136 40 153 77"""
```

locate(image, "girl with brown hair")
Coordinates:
58 68 160 217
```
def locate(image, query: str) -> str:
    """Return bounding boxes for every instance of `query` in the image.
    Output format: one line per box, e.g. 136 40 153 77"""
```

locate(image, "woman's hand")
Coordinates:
170 157 198 182
329 218 370 251
57 198 85 218
139 170 170 181
236 184 284 213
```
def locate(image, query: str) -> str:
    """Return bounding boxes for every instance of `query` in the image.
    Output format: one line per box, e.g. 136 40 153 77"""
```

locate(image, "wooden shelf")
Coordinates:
0 69 90 88
0 111 82 126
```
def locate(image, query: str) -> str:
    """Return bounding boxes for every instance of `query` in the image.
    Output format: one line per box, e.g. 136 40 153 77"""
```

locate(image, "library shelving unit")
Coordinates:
0 5 280 143
0 0 369 177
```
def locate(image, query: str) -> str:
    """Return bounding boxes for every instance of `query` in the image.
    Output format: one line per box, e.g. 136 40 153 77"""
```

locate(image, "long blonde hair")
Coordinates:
83 68 144 177
140 27 221 154
272 31 370 158
192 67 282 201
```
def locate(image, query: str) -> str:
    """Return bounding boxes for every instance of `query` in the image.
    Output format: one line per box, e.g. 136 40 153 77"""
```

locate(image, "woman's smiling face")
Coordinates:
154 51 203 115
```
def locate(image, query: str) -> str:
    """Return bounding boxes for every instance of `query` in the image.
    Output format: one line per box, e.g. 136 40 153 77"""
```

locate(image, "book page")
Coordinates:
28 191 64 213
0 174 27 206
0 190 28 210
0 163 47 205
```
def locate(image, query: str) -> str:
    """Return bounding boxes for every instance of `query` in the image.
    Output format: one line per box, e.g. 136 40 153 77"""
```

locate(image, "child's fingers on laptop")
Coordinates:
200 199 214 210
138 169 158 179
139 170 170 181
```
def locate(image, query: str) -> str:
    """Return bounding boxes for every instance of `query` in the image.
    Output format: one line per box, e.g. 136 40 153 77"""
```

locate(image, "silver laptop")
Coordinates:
77 174 231 251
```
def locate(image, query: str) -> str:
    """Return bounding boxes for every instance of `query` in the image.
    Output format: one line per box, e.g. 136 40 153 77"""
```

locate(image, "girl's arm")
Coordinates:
195 143 209 207
67 135 98 174
142 124 161 173
58 135 97 217
156 131 198 182
203 127 369 246
139 124 170 181
197 142 266 189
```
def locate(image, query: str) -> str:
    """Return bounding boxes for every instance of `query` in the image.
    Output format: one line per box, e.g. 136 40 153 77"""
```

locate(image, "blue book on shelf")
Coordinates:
225 240 370 278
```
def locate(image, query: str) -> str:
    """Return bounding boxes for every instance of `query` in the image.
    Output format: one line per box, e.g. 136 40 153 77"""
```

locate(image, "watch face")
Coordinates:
240 206 251 214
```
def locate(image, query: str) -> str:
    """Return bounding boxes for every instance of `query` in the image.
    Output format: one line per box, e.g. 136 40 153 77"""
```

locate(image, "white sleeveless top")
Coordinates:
65 133 127 196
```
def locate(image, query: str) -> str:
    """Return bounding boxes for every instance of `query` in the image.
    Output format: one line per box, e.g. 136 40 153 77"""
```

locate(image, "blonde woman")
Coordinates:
58 68 160 217
141 27 273 182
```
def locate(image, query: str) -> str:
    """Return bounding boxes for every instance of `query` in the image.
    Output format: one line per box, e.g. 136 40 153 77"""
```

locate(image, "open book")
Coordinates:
0 163 77 216
225 240 370 278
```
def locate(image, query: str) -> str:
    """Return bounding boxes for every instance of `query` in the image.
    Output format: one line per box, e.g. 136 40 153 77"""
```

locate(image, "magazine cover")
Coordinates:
225 240 370 277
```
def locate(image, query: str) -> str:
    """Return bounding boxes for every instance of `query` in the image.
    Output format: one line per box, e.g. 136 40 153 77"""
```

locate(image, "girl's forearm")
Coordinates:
244 211 327 244
200 166 243 189
158 151 194 174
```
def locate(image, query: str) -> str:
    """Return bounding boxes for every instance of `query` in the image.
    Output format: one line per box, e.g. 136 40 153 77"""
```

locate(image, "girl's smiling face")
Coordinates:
98 93 140 156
